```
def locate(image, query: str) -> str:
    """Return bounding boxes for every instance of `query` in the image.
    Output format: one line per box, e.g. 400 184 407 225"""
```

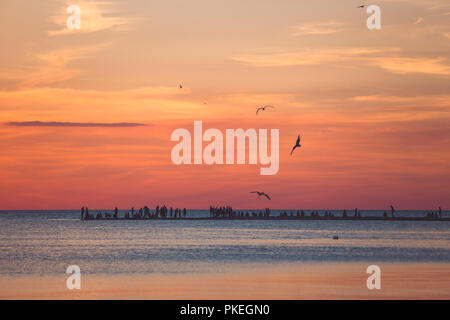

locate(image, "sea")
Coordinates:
0 209 449 277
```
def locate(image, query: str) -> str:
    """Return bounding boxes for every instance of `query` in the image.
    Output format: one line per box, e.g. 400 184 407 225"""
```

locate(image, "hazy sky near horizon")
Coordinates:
0 0 449 209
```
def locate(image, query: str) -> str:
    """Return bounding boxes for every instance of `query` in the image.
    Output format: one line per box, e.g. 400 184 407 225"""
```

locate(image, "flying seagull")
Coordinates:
256 105 275 115
290 134 302 155
250 191 271 200
357 4 368 8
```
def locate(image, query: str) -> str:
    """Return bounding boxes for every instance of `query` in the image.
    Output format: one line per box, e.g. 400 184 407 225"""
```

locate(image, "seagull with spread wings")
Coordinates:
290 134 302 155
256 105 275 115
250 191 271 200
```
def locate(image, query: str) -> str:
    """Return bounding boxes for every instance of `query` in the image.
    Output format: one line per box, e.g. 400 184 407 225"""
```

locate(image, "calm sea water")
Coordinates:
0 210 449 276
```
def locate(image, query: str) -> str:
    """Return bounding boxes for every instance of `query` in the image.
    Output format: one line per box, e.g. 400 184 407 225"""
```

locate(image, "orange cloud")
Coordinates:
350 94 450 104
233 48 450 76
290 21 345 36
232 48 398 67
0 85 208 125
1 44 110 89
370 57 450 76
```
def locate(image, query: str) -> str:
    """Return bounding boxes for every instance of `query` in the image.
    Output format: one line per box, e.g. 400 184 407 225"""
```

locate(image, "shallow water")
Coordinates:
0 210 449 276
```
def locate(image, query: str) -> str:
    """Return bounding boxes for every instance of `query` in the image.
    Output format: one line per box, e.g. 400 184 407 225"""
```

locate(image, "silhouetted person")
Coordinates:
183 208 187 217
343 209 347 217
439 207 442 218
390 205 395 217
81 207 85 220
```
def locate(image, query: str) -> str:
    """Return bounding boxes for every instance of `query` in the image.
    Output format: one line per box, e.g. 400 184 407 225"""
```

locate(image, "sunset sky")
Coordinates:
0 0 449 210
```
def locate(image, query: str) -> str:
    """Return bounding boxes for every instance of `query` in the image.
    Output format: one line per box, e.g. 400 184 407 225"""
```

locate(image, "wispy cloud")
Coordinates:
371 57 450 76
290 21 345 36
233 48 398 67
414 17 424 24
350 94 450 105
49 0 137 36
4 44 110 88
0 86 203 124
233 48 450 76
427 1 450 12
7 121 148 127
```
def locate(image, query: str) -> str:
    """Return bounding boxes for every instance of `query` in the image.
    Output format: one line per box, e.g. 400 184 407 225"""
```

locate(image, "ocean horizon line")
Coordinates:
0 208 446 212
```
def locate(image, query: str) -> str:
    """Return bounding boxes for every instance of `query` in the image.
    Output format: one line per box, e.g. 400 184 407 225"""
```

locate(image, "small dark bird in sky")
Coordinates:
357 4 368 8
290 134 302 155
250 191 271 200
256 105 275 115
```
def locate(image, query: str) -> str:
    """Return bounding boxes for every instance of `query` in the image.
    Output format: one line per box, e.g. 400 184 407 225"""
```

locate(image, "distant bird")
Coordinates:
250 191 271 200
290 134 302 155
256 105 275 115
357 4 368 8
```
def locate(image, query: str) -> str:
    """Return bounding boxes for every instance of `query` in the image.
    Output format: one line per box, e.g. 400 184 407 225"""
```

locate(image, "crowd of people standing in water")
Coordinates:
209 206 271 218
426 206 443 219
80 205 444 220
80 205 187 220
206 206 443 219
208 206 363 218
